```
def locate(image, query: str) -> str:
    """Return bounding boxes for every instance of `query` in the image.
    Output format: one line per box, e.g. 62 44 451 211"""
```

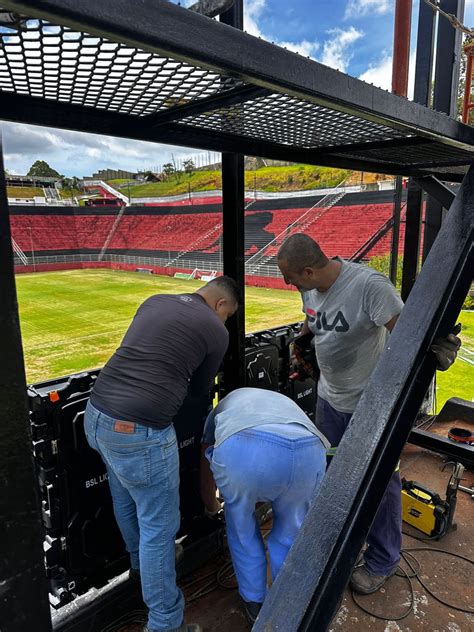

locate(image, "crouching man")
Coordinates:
200 387 329 624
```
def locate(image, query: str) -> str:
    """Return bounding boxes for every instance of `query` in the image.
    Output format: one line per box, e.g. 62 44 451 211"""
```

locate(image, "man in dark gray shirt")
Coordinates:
84 276 239 632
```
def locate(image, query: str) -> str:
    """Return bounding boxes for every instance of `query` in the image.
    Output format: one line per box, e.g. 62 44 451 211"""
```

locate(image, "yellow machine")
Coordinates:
401 479 449 538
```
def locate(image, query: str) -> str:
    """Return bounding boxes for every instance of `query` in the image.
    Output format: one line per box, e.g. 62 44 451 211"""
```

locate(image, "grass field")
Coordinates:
16 269 473 411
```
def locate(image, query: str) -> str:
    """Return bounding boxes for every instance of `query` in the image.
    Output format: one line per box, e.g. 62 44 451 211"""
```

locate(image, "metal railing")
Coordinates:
15 252 284 279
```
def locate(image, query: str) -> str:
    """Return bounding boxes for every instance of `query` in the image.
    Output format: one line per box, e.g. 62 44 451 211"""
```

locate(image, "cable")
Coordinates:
351 536 474 621
351 560 415 622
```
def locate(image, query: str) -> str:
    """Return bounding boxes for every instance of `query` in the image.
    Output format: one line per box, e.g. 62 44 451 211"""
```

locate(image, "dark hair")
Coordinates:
205 275 241 304
277 233 328 271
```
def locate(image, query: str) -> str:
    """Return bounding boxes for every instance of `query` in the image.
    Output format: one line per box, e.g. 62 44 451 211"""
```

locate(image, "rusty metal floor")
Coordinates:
116 419 474 632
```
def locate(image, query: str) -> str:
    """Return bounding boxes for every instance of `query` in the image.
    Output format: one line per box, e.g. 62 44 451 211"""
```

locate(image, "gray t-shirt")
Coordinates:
302 259 403 413
202 387 330 449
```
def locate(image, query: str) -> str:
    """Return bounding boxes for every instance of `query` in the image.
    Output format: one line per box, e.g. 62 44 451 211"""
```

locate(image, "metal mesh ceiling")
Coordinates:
0 19 239 115
0 15 473 177
176 93 409 149
332 141 474 166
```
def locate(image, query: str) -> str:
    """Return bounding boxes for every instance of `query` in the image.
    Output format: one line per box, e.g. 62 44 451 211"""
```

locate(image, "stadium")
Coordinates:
1 2 473 632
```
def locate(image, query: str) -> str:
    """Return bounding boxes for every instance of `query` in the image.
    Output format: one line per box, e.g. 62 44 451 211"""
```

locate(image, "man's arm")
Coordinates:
189 331 228 396
300 316 310 335
384 314 400 332
384 313 461 370
200 444 220 514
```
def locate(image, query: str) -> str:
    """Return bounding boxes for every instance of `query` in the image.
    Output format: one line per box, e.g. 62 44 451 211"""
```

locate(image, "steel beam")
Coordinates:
254 164 473 632
408 428 474 468
188 0 234 18
392 0 412 97
401 179 423 301
0 135 52 629
433 0 465 118
414 176 455 210
423 0 464 262
389 176 403 285
144 85 271 127
413 0 436 107
2 0 474 153
4 92 463 180
220 0 245 394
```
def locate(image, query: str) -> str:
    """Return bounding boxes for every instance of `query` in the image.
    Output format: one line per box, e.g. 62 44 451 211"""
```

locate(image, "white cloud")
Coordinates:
1 122 211 177
344 0 391 19
359 51 416 99
245 0 319 58
320 27 364 72
359 54 392 90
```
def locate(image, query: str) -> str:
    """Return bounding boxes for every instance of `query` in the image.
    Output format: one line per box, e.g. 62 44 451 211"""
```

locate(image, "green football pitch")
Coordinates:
15 268 473 411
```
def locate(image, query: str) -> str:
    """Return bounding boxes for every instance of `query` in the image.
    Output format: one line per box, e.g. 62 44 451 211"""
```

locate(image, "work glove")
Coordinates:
291 332 319 381
431 323 462 371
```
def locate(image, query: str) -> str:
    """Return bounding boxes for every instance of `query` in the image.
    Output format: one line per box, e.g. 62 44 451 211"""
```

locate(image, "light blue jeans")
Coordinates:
84 401 184 632
208 429 326 603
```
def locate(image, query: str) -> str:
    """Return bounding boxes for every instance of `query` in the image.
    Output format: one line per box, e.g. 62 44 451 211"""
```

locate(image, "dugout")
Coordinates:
0 1 473 631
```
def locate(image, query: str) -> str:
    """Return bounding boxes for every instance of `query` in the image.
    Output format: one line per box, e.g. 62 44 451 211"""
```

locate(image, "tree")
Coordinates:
27 160 61 178
162 162 175 180
183 158 195 177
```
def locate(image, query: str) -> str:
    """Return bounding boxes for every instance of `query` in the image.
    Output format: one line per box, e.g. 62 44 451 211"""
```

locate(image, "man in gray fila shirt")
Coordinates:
277 233 461 595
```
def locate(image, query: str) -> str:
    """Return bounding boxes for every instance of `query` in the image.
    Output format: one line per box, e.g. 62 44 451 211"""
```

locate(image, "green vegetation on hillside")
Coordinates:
7 186 44 198
59 188 83 200
108 165 349 198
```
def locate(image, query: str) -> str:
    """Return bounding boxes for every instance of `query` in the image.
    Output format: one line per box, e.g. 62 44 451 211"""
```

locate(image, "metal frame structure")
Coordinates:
254 163 474 631
0 1 473 631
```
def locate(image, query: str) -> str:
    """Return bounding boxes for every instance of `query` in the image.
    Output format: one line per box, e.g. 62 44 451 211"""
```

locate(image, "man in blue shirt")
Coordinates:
200 387 328 624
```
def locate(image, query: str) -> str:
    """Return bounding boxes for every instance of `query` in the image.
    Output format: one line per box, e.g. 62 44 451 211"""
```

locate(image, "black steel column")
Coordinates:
220 0 245 392
433 0 464 117
389 176 403 285
423 0 464 262
254 163 474 632
413 0 436 107
400 0 436 300
401 179 423 301
0 135 52 629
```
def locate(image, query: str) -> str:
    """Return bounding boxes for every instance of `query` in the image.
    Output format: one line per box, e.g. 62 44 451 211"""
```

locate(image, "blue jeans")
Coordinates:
316 396 402 576
84 401 184 632
208 429 326 603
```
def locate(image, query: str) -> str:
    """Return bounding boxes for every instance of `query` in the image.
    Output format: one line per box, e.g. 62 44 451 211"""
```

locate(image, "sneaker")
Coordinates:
242 600 262 625
349 564 397 594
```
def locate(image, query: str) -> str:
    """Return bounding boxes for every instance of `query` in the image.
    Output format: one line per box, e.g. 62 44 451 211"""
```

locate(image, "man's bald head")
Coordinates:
196 275 240 323
277 234 328 272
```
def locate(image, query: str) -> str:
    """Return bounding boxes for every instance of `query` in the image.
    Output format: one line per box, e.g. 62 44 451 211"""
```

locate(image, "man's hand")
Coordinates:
204 500 224 520
291 332 318 380
431 323 462 371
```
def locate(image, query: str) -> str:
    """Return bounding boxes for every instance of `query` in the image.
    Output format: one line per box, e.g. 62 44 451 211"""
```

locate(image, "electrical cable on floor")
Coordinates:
350 532 474 621
185 528 272 602
101 610 147 632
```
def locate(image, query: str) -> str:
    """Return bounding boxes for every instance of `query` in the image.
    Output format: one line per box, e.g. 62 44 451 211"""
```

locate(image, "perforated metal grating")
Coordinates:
177 93 409 149
0 19 239 115
333 141 474 166
0 14 473 177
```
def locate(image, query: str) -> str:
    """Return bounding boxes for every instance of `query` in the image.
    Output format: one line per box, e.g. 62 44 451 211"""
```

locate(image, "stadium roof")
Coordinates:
0 0 473 182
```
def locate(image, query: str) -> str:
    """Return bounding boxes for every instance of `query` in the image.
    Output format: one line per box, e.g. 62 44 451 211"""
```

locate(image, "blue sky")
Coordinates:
2 0 474 177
